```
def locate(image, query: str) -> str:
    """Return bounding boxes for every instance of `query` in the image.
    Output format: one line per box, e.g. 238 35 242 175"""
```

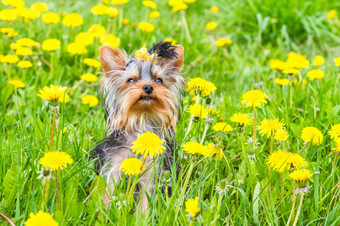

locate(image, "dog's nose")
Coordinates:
143 85 154 95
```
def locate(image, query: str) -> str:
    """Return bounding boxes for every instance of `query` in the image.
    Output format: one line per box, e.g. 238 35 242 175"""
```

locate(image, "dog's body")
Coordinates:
93 42 185 211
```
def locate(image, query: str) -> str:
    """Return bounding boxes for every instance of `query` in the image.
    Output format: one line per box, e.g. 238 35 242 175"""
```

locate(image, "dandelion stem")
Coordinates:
184 95 200 139
293 193 304 226
41 177 51 210
128 156 147 198
0 213 15 226
289 81 293 108
253 108 257 149
332 151 338 170
55 170 60 210
50 113 56 152
200 123 209 144
286 192 296 226
298 142 308 154
270 136 273 154
177 162 194 208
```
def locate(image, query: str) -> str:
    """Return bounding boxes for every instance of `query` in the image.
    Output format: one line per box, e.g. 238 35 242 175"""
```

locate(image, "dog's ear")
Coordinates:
99 46 126 75
158 45 184 71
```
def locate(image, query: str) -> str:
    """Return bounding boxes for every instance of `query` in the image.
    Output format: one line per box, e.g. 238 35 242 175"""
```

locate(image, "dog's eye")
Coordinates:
127 78 136 83
155 78 163 84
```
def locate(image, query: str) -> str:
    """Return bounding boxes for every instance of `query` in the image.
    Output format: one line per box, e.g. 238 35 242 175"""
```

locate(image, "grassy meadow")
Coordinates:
1 0 340 225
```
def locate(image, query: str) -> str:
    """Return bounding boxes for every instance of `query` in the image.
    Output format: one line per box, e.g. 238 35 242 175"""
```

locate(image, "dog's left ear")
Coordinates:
159 45 184 71
99 46 126 75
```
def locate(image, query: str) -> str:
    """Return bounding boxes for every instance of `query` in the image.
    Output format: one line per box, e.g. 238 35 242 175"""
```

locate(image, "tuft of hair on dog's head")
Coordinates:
99 41 186 134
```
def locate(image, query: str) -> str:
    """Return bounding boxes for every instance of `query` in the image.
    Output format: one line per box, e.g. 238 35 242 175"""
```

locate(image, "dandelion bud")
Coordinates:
205 97 212 105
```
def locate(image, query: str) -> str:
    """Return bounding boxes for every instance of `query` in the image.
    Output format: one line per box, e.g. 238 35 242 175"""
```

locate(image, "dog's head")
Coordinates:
99 41 186 133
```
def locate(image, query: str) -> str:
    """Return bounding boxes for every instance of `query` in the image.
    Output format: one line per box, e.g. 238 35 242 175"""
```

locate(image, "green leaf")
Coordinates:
87 176 105 212
3 164 19 208
253 182 260 224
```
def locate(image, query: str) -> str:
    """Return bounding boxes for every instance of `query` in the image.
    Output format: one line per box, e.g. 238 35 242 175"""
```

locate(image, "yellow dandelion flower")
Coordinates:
215 38 232 47
37 85 67 102
258 118 284 137
16 47 33 56
185 197 200 217
149 10 160 19
203 143 219 157
282 68 300 75
266 150 309 173
40 151 73 171
205 21 217 31
111 0 128 5
313 55 324 66
106 7 119 18
184 0 196 3
88 24 106 38
58 93 69 103
100 34 120 48
81 73 98 82
182 142 203 155
0 9 17 21
91 4 108 16
31 3 48 13
1 54 19 64
332 137 340 152
17 7 40 20
241 90 268 108
286 52 310 69
187 104 208 118
327 10 337 20
206 107 220 115
75 32 94 46
131 131 165 158
210 6 219 13
9 43 20 50
134 45 157 63
138 21 155 32
9 79 25 88
17 60 33 69
41 12 60 24
172 2 187 12
143 0 157 9
187 77 216 97
7 30 18 37
16 38 38 47
289 169 312 183
62 13 83 27
24 211 58 226
230 113 252 126
274 129 289 142
66 42 87 55
301 126 323 145
269 59 289 70
84 58 100 68
274 78 289 86
81 95 99 107
307 69 325 80
120 158 144 175
42 39 61 51
335 57 340 66
328 124 340 139
212 122 233 132
2 0 24 8
0 27 14 34
164 38 176 45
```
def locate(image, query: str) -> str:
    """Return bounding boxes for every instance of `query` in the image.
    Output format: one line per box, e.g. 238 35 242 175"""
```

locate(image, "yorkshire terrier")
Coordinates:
93 41 185 212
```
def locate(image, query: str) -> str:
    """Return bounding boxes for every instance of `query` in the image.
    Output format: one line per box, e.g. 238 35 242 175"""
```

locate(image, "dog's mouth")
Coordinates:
138 96 155 102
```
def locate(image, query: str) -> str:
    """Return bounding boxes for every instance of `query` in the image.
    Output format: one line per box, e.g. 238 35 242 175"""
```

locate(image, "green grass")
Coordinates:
1 0 340 225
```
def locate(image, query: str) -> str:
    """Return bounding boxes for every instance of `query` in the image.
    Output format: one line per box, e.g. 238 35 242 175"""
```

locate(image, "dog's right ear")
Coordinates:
99 46 126 75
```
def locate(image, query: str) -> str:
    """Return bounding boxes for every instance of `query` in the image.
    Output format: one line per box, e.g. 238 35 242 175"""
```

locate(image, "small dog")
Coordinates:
93 42 185 212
